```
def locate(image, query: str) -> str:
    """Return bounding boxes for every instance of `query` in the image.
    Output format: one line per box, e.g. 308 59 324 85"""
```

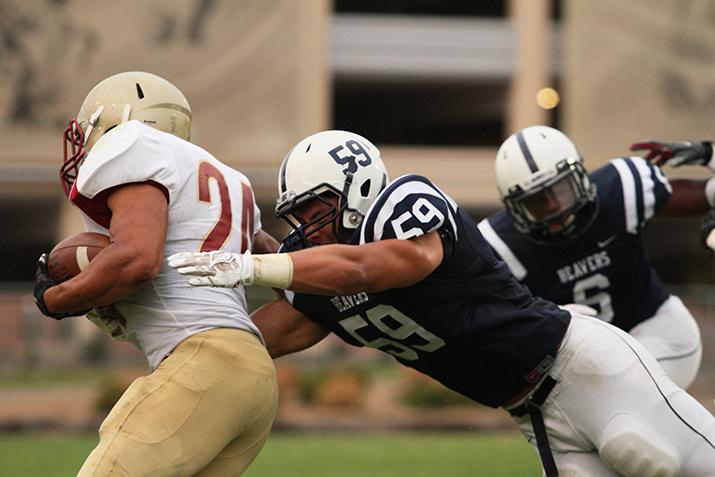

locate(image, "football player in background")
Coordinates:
170 130 715 476
33 72 278 476
476 126 707 390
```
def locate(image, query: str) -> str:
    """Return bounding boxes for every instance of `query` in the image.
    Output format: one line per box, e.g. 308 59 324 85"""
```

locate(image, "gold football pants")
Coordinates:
78 327 278 476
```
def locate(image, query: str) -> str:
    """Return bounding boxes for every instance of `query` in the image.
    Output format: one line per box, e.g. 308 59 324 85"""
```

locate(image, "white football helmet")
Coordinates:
61 71 192 195
276 130 389 246
495 125 597 241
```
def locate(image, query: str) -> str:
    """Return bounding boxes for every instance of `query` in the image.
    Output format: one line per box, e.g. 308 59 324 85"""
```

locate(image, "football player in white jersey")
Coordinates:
169 130 715 476
33 72 278 477
477 126 708 390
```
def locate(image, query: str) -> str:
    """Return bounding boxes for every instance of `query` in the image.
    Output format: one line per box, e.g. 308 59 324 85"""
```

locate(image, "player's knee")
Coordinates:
558 467 603 477
558 462 606 477
554 451 620 477
599 413 679 477
558 469 587 477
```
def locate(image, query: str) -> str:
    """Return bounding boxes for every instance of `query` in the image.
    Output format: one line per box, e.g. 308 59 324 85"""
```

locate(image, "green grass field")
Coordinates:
0 431 541 476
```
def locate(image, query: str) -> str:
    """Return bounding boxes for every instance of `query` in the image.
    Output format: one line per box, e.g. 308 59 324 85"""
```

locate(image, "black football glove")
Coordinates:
701 209 715 253
630 140 713 168
33 253 88 320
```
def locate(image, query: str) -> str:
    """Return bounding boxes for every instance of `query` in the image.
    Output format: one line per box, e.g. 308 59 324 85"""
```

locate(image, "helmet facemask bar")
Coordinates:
504 160 596 242
60 119 87 196
275 130 388 248
276 183 350 249
60 105 105 197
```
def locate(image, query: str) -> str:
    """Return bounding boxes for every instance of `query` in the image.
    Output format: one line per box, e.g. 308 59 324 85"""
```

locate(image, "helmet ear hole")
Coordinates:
360 179 371 197
135 83 145 99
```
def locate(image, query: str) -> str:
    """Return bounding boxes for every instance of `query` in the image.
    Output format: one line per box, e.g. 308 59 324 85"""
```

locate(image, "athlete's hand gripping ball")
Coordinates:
33 253 89 319
630 140 714 169
168 251 251 287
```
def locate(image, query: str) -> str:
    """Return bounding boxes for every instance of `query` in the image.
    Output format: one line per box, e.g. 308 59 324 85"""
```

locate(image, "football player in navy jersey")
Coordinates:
477 126 708 390
169 130 715 476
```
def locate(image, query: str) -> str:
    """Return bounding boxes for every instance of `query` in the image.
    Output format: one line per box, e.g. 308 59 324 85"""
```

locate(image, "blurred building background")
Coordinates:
1 0 714 429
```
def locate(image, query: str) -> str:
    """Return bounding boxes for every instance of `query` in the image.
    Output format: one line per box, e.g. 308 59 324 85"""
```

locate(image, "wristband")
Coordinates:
245 253 294 289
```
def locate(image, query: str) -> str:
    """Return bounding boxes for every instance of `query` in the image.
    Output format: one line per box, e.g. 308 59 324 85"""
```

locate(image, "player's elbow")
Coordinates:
119 248 163 287
136 260 163 284
135 252 164 283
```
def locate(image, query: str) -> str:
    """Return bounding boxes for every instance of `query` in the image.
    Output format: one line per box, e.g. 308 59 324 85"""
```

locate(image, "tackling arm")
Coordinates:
43 184 168 313
251 299 329 358
169 230 445 295
288 231 444 295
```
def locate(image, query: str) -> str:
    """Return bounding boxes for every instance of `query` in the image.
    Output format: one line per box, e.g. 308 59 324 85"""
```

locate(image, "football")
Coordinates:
48 232 111 283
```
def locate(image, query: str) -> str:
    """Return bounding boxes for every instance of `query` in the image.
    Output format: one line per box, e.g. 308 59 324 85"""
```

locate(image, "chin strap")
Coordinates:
338 172 354 230
121 103 132 123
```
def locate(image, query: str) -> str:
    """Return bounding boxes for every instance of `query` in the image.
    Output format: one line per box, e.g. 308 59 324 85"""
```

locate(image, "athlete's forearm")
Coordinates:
287 234 442 295
43 183 168 314
43 243 161 313
286 244 371 295
170 233 443 294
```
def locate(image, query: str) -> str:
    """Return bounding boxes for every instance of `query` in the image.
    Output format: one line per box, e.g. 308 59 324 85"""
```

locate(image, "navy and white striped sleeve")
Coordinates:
477 216 527 280
359 175 459 244
609 156 672 234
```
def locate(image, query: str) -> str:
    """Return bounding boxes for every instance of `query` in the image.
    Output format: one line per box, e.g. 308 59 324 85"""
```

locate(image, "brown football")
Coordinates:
48 232 111 283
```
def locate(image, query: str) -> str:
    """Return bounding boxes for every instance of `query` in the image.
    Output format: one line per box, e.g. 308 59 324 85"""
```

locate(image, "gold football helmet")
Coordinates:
61 71 192 195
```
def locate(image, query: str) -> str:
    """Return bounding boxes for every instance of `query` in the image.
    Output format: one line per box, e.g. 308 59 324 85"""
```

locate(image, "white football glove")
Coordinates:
167 250 254 287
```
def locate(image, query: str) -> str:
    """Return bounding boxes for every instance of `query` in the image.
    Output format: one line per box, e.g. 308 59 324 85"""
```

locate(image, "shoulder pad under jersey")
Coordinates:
359 174 459 244
75 120 178 203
